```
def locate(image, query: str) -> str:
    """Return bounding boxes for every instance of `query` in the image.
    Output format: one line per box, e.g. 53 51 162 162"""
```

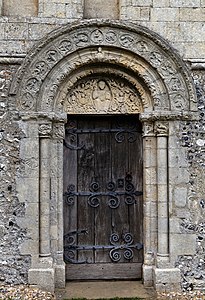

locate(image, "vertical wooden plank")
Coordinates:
77 117 95 264
111 116 130 264
128 118 143 263
64 117 78 267
94 117 112 263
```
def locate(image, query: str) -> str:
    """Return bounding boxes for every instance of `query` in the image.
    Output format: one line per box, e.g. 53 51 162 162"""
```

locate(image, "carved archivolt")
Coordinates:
10 20 197 116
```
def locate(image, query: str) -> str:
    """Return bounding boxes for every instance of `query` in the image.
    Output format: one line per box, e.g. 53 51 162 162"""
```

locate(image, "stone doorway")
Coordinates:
9 20 197 292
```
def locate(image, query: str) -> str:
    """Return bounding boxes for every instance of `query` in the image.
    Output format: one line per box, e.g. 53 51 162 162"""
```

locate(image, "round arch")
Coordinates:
10 20 198 293
10 20 197 114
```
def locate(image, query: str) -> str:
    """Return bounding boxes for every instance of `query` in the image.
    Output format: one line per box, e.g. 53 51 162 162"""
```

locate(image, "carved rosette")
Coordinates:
39 123 52 137
64 76 143 114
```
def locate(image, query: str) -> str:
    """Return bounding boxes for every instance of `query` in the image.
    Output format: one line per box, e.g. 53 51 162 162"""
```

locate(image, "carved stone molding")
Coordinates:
139 111 199 122
19 112 67 122
9 20 197 116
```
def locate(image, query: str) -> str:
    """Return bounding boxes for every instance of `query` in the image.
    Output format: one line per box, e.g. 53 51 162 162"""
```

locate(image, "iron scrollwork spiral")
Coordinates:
64 230 143 264
123 248 134 260
107 181 116 191
108 196 120 209
64 184 75 206
114 119 138 143
125 195 135 205
123 233 133 244
110 233 120 245
88 195 100 208
109 249 121 262
64 175 142 209
90 181 100 192
109 232 138 262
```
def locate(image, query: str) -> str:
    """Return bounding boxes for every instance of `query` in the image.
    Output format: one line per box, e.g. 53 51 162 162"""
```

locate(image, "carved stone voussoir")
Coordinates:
39 123 52 137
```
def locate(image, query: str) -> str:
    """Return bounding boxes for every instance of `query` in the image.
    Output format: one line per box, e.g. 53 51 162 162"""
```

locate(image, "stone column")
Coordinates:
28 121 55 292
52 122 66 288
38 123 52 257
142 121 157 287
155 121 169 265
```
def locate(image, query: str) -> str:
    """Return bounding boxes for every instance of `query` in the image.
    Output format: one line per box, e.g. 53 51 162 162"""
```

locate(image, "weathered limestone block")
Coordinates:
28 269 55 292
179 7 205 21
154 267 181 292
151 7 180 21
84 0 119 19
170 0 200 7
174 187 188 208
3 0 38 16
153 0 170 7
170 234 196 257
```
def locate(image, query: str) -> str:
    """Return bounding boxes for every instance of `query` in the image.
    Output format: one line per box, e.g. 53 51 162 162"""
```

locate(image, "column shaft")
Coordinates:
157 135 169 256
39 137 51 256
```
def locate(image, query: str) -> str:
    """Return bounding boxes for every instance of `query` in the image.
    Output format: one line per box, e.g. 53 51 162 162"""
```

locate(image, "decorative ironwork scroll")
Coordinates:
64 118 141 150
64 231 143 264
64 175 143 208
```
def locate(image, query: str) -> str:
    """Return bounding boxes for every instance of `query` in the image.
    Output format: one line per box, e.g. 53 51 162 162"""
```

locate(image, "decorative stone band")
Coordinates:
140 111 199 122
0 57 24 64
19 112 67 122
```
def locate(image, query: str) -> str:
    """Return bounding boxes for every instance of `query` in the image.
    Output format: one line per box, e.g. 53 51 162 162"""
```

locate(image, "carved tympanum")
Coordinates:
64 76 143 114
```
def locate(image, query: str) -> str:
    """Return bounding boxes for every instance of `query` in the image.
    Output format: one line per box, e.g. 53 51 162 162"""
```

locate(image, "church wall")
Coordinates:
0 0 205 293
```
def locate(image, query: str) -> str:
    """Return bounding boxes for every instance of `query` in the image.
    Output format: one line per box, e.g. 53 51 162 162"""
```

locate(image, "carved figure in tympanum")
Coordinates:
65 76 143 114
92 80 112 112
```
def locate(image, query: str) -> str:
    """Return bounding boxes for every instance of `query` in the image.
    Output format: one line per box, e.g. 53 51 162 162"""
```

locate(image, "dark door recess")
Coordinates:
63 115 143 280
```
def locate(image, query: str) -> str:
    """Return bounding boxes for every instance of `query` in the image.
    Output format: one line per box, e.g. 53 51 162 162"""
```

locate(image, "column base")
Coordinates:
143 264 153 287
55 263 66 289
157 253 170 268
153 267 181 292
28 268 55 292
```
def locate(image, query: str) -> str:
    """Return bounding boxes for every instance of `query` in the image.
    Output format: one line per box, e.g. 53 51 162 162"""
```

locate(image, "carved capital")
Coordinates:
39 123 52 137
154 121 169 136
53 123 65 139
142 122 155 137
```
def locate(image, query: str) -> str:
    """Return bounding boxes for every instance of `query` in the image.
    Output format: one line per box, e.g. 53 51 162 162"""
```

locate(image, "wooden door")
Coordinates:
63 115 143 280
